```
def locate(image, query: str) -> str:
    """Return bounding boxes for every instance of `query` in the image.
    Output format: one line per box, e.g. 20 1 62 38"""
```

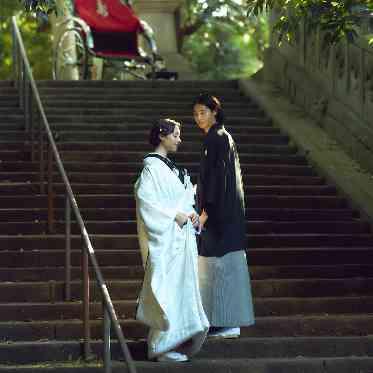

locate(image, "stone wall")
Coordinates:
263 18 373 173
133 0 195 79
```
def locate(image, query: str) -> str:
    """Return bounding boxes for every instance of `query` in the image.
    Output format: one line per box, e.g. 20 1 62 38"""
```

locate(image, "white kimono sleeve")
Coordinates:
135 166 179 331
135 167 179 240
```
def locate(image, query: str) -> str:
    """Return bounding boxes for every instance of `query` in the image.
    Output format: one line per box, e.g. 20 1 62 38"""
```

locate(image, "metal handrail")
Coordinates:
11 16 137 373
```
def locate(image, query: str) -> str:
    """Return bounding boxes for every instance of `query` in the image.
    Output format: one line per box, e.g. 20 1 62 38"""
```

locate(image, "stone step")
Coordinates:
39 106 264 116
0 266 144 282
0 150 28 161
52 131 286 143
0 194 348 209
0 100 18 106
0 90 17 95
40 92 247 102
0 120 272 132
0 161 314 176
0 121 274 133
41 100 258 110
2 314 373 342
2 336 373 365
0 108 264 120
0 357 372 373
0 121 275 131
0 301 130 322
0 220 367 235
0 207 357 222
251 246 373 263
77 220 371 235
1 233 373 250
0 116 268 129
0 151 307 167
0 172 325 185
1 296 373 322
55 152 310 166
0 249 139 268
0 131 26 141
0 183 337 197
0 90 16 97
37 79 238 88
0 263 372 282
47 115 268 125
1 247 373 269
0 80 14 86
38 87 243 97
1 277 373 303
0 114 269 126
0 109 23 115
0 141 295 154
0 88 17 93
0 115 24 123
198 336 373 359
4 172 324 186
50 123 275 133
249 237 373 250
249 263 373 279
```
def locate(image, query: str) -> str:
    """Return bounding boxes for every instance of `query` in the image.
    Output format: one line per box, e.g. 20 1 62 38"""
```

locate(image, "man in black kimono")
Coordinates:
193 93 255 338
199 124 246 257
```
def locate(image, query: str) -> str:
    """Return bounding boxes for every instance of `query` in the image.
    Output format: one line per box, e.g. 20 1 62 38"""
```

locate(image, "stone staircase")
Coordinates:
0 79 373 372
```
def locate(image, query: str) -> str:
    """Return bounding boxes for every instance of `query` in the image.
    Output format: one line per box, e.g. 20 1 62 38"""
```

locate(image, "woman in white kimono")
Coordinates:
135 118 209 362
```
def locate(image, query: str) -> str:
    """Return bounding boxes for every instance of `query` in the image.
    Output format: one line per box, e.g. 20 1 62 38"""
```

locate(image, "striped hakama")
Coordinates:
198 250 255 327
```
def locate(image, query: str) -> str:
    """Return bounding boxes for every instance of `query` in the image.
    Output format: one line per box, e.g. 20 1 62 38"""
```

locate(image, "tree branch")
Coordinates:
179 4 221 39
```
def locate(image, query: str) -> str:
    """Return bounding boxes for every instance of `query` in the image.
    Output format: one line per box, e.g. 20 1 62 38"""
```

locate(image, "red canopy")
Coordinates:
74 0 143 33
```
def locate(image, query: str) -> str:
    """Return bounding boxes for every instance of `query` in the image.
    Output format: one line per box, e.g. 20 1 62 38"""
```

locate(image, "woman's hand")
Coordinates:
175 212 189 228
189 212 200 228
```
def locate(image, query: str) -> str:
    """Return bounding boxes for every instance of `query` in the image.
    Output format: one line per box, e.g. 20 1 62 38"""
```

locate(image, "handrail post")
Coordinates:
82 242 91 360
25 80 33 134
65 194 71 301
360 47 365 119
18 59 22 104
103 303 112 373
19 61 25 109
12 23 17 82
38 112 45 192
21 62 27 109
17 45 22 103
21 63 28 122
47 143 55 233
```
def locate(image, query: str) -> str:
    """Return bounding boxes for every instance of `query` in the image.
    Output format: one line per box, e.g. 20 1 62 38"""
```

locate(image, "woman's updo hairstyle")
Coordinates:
149 118 181 147
192 93 225 125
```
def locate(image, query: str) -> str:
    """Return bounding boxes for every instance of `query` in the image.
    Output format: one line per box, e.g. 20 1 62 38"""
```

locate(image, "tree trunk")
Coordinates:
51 0 79 79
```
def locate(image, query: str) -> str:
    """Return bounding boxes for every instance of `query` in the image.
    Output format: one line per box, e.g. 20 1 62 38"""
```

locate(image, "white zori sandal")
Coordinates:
157 351 189 362
208 327 241 339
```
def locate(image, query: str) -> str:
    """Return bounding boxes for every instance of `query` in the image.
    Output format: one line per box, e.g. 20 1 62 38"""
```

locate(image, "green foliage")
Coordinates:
246 0 373 44
21 0 58 14
0 2 53 79
180 0 270 79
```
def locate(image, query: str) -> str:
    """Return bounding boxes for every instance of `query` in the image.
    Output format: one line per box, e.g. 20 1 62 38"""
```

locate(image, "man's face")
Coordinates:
193 104 216 133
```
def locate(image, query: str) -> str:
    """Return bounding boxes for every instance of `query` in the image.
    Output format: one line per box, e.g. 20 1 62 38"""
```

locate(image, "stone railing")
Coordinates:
263 14 373 172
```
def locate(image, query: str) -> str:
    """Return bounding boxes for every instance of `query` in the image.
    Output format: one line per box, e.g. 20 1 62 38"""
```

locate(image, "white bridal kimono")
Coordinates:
135 155 209 359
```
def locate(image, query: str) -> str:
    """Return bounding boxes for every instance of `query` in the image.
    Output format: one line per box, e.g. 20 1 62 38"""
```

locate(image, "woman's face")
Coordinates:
160 125 181 153
193 104 217 133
